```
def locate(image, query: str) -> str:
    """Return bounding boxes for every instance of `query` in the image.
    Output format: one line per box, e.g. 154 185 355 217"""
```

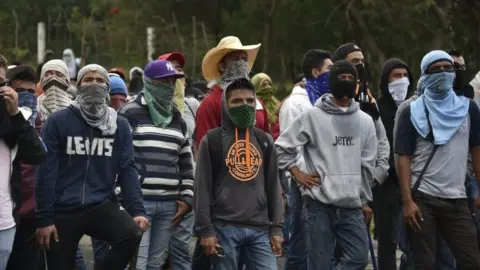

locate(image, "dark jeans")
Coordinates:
372 181 401 270
303 196 368 270
45 201 142 270
410 191 480 270
400 236 456 270
284 181 306 270
6 218 45 270
210 223 277 270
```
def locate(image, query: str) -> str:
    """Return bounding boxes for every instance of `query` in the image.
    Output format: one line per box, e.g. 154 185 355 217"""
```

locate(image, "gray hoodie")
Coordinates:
275 94 377 207
194 88 283 238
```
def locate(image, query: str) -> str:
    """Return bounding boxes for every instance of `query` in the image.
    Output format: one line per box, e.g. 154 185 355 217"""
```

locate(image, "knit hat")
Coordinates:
109 75 128 96
333 43 362 62
40 59 70 84
329 60 358 88
76 64 110 87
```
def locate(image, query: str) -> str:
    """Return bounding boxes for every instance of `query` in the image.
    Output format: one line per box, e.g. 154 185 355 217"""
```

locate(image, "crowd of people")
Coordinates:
0 35 480 270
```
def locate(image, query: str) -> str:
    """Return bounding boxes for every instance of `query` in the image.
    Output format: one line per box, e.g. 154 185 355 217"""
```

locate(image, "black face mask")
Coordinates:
453 69 465 91
331 80 356 99
355 63 366 82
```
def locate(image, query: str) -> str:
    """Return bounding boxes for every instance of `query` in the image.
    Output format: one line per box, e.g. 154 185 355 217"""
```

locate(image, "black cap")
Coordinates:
332 43 362 62
7 65 38 84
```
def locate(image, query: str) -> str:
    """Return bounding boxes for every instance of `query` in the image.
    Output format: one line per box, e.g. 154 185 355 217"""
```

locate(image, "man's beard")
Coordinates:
218 60 250 89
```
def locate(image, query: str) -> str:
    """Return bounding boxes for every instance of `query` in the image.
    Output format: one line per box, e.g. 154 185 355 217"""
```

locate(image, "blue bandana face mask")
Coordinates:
306 72 330 105
423 72 455 98
17 90 38 127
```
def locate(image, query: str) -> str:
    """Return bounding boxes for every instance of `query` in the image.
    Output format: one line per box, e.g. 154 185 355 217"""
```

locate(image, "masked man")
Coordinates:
276 60 377 269
157 51 198 270
395 50 480 270
0 57 46 269
35 64 149 270
448 49 474 99
119 60 194 270
375 58 415 269
195 78 283 270
194 36 269 150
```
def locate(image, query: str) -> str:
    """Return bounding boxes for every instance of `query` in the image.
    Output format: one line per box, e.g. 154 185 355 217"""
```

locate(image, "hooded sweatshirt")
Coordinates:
377 58 414 185
35 106 145 227
194 85 270 148
275 94 377 207
194 87 283 238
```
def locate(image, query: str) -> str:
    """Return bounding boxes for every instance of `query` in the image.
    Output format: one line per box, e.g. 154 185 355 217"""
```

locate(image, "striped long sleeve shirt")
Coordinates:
119 94 195 206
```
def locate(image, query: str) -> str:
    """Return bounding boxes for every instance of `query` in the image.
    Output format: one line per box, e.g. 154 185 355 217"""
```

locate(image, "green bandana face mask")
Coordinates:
143 77 175 127
228 104 255 129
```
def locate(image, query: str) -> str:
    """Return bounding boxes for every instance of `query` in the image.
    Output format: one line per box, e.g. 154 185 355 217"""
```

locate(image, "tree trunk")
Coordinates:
192 16 197 76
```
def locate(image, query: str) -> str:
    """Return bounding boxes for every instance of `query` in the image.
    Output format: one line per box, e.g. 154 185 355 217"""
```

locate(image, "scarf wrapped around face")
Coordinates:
143 76 175 127
173 78 186 115
218 60 250 90
38 76 72 122
73 84 118 136
251 73 279 124
38 60 72 122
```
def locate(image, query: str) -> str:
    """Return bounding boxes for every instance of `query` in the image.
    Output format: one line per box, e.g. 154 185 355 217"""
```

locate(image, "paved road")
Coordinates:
79 236 402 269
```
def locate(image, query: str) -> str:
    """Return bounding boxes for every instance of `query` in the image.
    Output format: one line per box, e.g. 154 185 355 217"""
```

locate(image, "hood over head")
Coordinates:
380 58 414 98
221 77 256 130
315 93 360 115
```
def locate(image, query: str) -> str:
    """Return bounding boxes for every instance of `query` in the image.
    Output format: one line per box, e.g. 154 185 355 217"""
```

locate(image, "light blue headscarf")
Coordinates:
410 50 470 145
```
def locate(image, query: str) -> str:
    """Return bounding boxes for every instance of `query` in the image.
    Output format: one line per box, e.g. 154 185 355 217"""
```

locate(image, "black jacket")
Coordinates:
3 111 46 224
377 58 414 185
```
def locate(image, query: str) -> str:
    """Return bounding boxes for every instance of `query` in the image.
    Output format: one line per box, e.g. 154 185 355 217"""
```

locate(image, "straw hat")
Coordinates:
202 36 261 82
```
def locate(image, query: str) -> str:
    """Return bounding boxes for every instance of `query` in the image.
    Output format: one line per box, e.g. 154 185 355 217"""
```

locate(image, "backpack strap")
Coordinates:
252 127 272 168
207 128 223 184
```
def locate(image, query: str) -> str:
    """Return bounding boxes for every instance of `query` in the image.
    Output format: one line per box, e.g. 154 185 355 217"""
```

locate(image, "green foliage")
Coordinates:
0 0 479 92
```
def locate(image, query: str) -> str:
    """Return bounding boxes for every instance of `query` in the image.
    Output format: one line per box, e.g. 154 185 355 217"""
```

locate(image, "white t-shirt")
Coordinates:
0 139 15 230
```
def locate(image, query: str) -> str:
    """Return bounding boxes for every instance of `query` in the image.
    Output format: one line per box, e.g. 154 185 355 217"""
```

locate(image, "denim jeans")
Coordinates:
168 211 194 270
284 180 307 270
91 238 110 269
303 196 368 270
75 248 87 270
136 200 177 270
211 223 277 270
0 226 16 269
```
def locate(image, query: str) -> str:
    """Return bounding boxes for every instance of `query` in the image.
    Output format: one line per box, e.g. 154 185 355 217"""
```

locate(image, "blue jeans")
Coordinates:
0 226 16 269
284 180 307 270
303 197 368 270
91 238 110 267
211 223 277 270
136 200 177 270
168 211 194 270
75 247 87 270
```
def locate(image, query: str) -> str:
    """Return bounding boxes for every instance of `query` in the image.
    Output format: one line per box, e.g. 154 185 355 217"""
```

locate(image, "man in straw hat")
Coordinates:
194 36 270 150
35 64 149 270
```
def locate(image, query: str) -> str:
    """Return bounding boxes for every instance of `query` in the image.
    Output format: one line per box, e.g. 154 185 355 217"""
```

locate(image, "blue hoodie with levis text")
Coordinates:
35 106 145 227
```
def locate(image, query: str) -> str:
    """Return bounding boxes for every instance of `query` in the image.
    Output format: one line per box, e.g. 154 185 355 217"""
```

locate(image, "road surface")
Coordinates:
79 236 402 269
